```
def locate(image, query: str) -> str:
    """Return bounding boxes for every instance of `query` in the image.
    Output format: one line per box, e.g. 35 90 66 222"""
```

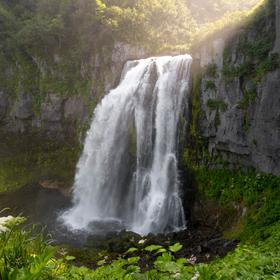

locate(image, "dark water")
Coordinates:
0 184 70 225
0 184 131 247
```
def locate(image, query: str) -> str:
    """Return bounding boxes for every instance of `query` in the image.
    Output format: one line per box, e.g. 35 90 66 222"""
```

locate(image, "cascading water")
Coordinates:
61 55 192 236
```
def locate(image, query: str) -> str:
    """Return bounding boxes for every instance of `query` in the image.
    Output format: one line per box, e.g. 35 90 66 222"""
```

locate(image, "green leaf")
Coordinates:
169 243 183 253
125 265 140 274
156 248 167 254
144 245 163 252
127 257 140 264
156 252 173 262
97 259 106 266
126 247 138 254
177 258 187 265
154 260 181 273
65 255 76 261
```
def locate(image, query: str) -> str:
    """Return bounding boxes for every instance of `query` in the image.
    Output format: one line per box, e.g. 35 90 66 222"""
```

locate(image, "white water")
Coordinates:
61 55 192 235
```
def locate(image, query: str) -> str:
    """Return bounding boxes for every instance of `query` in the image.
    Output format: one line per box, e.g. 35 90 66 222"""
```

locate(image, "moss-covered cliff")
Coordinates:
185 0 280 175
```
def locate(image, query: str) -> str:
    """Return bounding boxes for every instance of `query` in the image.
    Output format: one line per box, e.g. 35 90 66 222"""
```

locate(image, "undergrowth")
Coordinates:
191 168 280 279
0 167 279 279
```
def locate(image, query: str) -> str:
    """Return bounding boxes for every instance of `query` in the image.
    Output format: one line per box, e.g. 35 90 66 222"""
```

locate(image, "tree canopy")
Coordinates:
0 0 261 97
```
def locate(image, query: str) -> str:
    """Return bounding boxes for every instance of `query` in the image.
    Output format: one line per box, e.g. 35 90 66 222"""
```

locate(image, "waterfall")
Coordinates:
61 55 192 236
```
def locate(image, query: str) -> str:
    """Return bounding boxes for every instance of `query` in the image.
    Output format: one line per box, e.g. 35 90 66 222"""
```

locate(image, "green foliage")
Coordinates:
194 168 280 242
205 80 216 91
236 89 257 130
0 0 109 100
1 218 279 279
207 99 228 112
168 243 183 253
255 53 280 82
222 0 278 83
0 0 198 101
195 237 280 280
0 221 194 279
222 62 255 81
183 75 211 168
144 245 163 253
98 0 197 51
188 0 259 24
190 75 202 138
1 162 280 280
126 247 139 254
0 220 55 279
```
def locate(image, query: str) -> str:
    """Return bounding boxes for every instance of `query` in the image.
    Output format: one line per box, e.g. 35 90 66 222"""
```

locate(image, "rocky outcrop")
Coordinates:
197 67 280 175
0 43 146 139
105 42 146 92
274 0 280 52
0 92 8 120
189 0 280 175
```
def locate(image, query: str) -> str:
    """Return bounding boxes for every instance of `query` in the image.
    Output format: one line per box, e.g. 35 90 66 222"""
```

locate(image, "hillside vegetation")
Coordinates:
0 0 263 99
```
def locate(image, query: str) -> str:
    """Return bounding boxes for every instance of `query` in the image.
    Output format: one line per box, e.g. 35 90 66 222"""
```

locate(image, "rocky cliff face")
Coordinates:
275 0 280 52
189 0 280 175
0 43 146 140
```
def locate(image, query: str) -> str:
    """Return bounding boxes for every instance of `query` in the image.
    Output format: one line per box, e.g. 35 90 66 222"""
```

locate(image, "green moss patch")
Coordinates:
193 168 280 243
0 132 80 193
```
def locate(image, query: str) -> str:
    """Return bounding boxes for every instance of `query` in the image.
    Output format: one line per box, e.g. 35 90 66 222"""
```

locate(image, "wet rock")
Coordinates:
111 42 146 65
106 42 147 92
64 96 88 122
0 91 8 120
39 180 70 197
41 94 63 122
191 9 280 175
13 92 33 120
274 0 280 53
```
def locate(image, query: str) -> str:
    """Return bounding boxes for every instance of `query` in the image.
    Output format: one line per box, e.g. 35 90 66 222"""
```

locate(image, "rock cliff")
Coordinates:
188 0 280 175
0 43 146 140
274 0 280 52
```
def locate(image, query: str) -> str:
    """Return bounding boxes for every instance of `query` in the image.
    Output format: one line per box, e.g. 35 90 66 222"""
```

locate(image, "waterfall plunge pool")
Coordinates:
0 183 238 268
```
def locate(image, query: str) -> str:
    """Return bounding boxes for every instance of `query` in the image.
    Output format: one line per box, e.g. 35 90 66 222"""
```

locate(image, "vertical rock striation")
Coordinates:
189 0 280 175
